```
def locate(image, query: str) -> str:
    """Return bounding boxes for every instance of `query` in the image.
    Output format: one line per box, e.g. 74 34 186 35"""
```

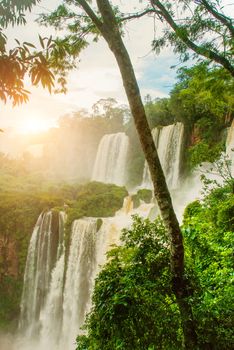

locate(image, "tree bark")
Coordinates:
77 0 198 347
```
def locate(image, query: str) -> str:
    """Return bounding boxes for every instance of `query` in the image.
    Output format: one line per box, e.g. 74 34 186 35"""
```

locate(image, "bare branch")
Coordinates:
120 8 160 22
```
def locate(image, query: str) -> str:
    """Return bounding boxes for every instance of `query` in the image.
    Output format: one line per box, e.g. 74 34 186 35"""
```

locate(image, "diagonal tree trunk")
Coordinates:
77 0 198 347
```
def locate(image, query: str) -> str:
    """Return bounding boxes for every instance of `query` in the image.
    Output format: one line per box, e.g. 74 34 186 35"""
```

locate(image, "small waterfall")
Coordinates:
142 123 184 189
92 132 129 186
226 119 234 176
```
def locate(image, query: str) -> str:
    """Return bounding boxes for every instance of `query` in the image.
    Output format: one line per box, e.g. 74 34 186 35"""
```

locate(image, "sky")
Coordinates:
0 0 182 134
1 0 232 135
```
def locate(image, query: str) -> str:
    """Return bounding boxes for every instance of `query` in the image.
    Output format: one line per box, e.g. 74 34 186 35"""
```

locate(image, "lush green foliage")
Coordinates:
132 189 153 208
0 276 22 330
77 217 182 350
65 181 127 229
170 63 233 168
144 95 174 129
139 64 233 170
183 180 234 348
76 180 234 349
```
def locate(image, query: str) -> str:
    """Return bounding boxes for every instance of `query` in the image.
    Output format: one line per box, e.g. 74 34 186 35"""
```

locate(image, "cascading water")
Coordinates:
142 123 184 190
61 218 98 348
18 211 66 349
15 198 153 350
19 211 57 335
91 132 129 186
142 128 160 187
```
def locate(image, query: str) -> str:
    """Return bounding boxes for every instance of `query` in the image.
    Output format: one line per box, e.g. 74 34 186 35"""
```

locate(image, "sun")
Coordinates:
18 116 53 134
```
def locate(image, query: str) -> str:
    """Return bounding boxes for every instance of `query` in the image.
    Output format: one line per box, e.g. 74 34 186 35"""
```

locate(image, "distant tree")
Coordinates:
144 95 174 128
92 98 130 127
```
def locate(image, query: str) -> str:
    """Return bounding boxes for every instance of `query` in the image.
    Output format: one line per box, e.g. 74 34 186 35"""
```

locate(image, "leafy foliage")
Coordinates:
64 181 128 232
150 0 234 75
49 181 128 270
77 217 183 350
183 180 234 348
132 189 153 208
144 95 174 129
76 180 234 349
0 0 86 104
169 63 233 167
0 0 40 27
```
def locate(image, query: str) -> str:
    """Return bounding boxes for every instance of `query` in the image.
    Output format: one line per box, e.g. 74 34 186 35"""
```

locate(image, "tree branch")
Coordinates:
151 0 234 77
121 8 160 22
201 0 234 38
75 0 104 33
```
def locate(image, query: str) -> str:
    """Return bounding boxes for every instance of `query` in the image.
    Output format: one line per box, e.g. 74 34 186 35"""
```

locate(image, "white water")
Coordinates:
19 212 54 336
92 132 129 186
142 123 184 189
16 211 66 350
12 198 153 350
62 218 98 348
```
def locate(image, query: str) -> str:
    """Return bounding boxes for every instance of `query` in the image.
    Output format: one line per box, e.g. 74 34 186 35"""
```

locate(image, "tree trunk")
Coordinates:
78 0 198 347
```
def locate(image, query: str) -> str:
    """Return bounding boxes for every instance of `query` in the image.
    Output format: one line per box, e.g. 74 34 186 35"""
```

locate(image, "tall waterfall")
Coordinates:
19 211 65 334
142 123 184 189
92 132 129 186
62 218 98 347
18 211 66 347
16 199 153 350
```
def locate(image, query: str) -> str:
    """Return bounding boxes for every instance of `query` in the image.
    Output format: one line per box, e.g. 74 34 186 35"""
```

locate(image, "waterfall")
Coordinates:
226 119 234 176
61 218 98 347
92 132 129 186
142 123 184 189
19 211 65 337
142 128 160 187
16 197 154 350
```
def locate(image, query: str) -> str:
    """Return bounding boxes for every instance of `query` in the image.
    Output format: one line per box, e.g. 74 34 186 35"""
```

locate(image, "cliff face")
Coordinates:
0 236 19 282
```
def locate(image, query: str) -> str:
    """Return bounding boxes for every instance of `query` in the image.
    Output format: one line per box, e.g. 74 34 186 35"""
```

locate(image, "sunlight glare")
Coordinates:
18 116 53 134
